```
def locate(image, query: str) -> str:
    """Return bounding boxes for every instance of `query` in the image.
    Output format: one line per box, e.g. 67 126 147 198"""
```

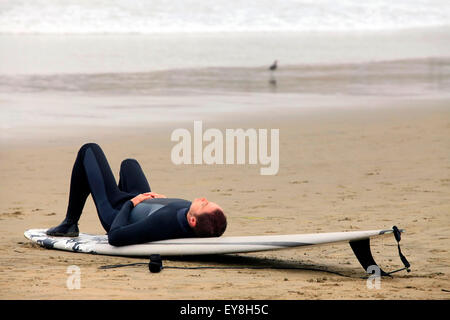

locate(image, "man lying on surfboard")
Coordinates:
46 143 227 246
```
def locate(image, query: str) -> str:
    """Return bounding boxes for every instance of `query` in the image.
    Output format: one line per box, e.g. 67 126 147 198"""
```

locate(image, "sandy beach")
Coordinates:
0 95 449 299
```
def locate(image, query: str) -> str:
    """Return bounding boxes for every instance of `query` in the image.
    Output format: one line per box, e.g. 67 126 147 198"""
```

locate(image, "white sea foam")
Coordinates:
1 0 450 34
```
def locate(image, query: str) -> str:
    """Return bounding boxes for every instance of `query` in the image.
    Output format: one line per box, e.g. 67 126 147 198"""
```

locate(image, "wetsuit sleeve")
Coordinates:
107 201 194 246
108 200 134 233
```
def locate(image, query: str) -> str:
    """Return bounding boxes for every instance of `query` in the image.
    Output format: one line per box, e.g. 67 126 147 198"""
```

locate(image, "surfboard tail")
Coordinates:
349 226 411 277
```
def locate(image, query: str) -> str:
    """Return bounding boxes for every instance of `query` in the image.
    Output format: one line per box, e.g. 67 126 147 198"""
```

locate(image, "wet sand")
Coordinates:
0 97 449 299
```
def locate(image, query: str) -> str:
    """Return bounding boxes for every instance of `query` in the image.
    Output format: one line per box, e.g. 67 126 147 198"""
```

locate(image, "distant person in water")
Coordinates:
46 143 227 246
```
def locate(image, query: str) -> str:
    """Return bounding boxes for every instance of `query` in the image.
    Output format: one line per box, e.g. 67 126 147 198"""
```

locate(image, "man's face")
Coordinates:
190 197 222 216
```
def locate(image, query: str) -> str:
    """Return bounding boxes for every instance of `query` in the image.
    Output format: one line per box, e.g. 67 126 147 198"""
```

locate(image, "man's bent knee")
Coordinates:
79 142 100 152
120 158 139 168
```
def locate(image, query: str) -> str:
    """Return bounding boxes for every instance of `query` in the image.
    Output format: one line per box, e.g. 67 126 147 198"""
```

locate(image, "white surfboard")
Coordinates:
24 228 396 257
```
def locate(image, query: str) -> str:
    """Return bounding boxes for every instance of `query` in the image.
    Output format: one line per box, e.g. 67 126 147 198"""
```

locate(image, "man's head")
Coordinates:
187 198 227 237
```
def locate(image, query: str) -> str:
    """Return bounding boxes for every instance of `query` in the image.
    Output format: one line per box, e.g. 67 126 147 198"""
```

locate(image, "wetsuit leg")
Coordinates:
54 143 134 233
118 159 151 194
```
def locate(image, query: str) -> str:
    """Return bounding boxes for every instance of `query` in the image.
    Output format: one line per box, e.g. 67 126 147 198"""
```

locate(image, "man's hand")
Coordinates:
131 192 167 207
147 192 167 199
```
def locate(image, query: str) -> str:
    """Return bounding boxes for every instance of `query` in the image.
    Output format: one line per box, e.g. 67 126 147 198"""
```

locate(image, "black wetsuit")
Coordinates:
53 143 195 246
109 198 194 246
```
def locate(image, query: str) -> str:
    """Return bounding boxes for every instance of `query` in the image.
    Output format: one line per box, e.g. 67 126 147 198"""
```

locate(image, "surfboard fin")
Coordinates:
349 225 411 277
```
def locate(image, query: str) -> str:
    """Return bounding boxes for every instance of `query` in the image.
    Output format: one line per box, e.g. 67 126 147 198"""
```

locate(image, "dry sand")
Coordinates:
0 97 449 299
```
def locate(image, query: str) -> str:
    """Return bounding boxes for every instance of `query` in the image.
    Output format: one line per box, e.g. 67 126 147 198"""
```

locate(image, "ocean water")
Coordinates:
1 0 450 34
1 0 450 74
1 57 449 97
0 1 449 135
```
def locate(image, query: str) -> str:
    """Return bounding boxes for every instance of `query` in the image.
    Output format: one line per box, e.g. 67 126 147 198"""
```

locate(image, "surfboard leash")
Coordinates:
385 226 411 276
99 254 355 278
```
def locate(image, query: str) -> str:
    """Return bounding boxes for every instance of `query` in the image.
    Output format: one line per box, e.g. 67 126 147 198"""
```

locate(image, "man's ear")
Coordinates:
187 213 197 228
